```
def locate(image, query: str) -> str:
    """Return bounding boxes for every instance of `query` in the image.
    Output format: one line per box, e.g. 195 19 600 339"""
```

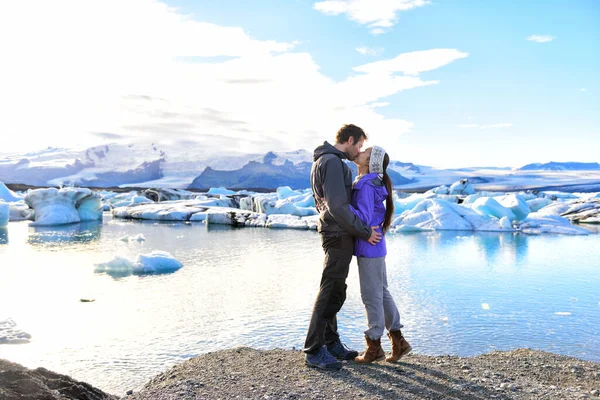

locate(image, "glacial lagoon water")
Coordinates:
0 215 599 395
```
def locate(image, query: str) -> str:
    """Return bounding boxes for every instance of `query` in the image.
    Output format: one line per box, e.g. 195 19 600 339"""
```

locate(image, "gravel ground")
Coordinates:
125 347 600 400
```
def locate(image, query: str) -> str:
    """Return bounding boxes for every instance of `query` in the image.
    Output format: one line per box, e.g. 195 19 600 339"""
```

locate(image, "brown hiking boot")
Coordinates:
354 336 385 364
386 330 412 362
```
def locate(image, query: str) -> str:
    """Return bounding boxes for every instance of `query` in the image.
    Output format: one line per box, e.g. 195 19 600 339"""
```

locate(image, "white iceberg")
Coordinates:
119 234 146 242
112 199 233 221
207 187 236 195
240 192 317 217
557 198 600 224
0 318 32 344
206 210 318 230
448 179 476 195
470 197 516 221
0 182 22 202
526 197 552 212
391 199 515 232
494 194 531 221
24 188 103 226
517 213 589 235
94 251 183 276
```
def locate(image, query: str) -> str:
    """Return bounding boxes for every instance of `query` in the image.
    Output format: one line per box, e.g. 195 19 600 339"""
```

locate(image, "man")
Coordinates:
304 124 382 370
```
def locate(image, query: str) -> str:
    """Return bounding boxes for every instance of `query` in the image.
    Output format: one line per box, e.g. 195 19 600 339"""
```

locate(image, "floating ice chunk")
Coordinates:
554 312 571 316
557 198 600 224
112 200 222 221
440 317 449 323
9 202 32 221
0 182 22 202
24 188 103 226
266 214 309 229
133 251 183 274
470 197 516 221
448 179 475 195
518 213 589 235
207 187 236 195
276 186 302 200
494 194 531 221
392 199 514 232
428 185 449 195
95 251 182 276
390 225 434 233
77 194 103 222
94 256 135 275
0 201 8 227
206 210 264 227
482 303 490 310
499 216 512 229
0 318 32 344
526 197 552 213
119 234 146 242
395 192 435 213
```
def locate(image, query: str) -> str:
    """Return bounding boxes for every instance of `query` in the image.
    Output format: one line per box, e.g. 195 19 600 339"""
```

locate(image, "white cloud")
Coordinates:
0 0 467 157
354 49 469 76
457 123 513 129
314 0 430 33
356 46 384 56
527 35 555 43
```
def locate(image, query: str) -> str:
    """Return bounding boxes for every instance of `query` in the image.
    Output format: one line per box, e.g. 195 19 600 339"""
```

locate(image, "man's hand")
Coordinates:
367 226 382 245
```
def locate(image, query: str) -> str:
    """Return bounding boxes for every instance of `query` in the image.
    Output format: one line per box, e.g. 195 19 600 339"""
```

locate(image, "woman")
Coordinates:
350 146 412 363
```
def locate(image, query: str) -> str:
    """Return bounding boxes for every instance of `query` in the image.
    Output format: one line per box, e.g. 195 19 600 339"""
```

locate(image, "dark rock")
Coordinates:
0 358 116 399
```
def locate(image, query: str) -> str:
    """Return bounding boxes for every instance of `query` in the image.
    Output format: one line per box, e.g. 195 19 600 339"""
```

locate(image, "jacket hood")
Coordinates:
313 141 347 162
354 173 388 201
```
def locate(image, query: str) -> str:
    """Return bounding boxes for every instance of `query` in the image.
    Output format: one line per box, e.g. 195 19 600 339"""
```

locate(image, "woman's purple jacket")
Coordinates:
350 173 388 258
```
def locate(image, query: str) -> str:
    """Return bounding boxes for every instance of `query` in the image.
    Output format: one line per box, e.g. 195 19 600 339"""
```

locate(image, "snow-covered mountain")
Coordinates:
519 161 600 171
0 144 320 189
1 144 600 192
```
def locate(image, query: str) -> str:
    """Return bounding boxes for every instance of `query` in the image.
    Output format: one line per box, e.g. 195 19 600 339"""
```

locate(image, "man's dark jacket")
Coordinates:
311 142 371 240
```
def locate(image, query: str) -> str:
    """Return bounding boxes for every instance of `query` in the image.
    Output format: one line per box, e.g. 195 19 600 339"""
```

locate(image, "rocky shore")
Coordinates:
2 348 599 400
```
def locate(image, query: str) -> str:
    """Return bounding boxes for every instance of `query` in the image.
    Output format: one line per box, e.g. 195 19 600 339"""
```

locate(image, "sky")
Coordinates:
0 0 598 168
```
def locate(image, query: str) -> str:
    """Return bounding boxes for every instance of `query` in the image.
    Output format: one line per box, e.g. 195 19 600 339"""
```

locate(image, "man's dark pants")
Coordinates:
304 233 354 354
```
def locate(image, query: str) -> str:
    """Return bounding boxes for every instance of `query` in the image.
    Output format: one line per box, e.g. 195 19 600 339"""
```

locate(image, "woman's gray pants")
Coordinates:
357 256 403 340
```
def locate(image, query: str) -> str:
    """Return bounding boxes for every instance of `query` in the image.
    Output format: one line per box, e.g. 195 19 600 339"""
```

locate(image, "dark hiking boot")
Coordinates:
305 345 343 370
327 338 359 360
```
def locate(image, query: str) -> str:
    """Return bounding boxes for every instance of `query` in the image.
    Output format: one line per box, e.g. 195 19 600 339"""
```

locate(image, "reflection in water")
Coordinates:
0 227 7 245
27 221 103 247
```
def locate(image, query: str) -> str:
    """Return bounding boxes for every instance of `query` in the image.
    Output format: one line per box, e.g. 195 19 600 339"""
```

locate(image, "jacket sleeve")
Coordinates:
350 184 375 228
320 157 372 240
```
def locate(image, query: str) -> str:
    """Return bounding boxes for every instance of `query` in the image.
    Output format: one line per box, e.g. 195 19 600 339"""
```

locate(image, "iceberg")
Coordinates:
0 201 9 227
206 210 318 230
391 199 515 232
112 199 234 221
119 233 146 242
518 213 590 235
24 188 103 226
494 194 531 221
207 187 236 195
448 179 476 195
470 197 516 221
94 251 183 276
557 198 600 224
0 318 32 344
0 182 22 202
526 197 552 212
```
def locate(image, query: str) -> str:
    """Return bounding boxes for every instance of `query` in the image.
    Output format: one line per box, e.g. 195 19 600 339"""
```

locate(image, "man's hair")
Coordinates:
335 124 368 144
